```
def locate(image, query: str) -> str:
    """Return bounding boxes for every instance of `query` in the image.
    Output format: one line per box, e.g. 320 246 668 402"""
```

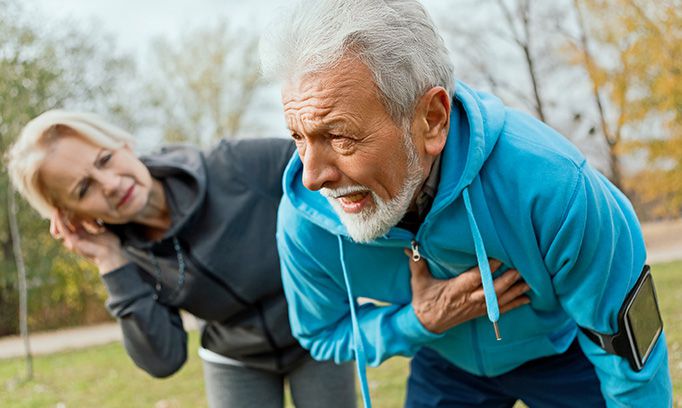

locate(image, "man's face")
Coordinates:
282 58 426 242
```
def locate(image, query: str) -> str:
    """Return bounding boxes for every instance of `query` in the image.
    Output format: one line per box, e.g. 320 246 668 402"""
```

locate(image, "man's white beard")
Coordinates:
320 133 424 243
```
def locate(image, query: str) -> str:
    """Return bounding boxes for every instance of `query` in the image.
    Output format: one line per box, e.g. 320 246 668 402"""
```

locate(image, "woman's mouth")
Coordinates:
116 184 135 209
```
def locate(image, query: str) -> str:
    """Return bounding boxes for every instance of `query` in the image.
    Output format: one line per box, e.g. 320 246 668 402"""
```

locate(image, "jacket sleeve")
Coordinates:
542 163 672 407
101 263 188 378
276 208 442 366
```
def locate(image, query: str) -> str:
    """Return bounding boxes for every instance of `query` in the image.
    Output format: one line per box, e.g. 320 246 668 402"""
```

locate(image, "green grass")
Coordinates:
653 261 682 406
1 261 680 407
0 332 410 408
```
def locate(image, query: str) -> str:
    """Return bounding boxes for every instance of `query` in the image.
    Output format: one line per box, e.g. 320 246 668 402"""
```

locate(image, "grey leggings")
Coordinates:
202 356 357 408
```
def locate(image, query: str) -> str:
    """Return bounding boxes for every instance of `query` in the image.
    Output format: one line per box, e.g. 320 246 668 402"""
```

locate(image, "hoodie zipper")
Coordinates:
412 224 492 377
471 319 487 375
410 240 421 262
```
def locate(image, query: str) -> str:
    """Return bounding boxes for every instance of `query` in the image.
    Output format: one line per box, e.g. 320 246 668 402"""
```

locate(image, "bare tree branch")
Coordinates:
8 187 32 381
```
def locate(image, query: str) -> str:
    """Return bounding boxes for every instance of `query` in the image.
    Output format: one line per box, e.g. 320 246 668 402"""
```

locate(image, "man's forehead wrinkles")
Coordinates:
285 105 333 123
287 110 362 134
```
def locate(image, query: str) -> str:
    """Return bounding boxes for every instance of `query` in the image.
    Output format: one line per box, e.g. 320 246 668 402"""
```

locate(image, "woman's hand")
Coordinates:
50 211 128 275
407 250 530 334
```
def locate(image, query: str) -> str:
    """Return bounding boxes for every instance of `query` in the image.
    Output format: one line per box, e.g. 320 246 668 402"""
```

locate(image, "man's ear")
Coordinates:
413 86 450 157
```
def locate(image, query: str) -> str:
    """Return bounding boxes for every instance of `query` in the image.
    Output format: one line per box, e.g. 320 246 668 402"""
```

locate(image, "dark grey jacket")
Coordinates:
101 138 305 378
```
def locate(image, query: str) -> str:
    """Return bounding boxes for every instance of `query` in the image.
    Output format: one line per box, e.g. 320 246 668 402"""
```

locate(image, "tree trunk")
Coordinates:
7 187 33 381
608 146 623 191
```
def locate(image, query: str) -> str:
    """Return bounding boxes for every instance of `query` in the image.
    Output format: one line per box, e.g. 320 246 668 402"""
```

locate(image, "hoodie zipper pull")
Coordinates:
410 240 421 262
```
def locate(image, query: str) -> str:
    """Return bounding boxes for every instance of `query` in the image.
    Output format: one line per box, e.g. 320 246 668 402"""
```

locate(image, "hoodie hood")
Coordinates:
282 81 506 235
110 145 207 248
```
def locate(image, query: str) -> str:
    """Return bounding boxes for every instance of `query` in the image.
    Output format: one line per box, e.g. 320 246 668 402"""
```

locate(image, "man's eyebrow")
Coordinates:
323 118 355 132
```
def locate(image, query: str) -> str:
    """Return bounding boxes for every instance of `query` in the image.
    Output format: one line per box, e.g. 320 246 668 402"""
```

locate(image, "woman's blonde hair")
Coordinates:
6 110 135 218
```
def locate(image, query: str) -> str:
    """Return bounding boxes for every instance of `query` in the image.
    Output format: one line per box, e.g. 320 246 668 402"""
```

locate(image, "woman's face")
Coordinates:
39 133 153 224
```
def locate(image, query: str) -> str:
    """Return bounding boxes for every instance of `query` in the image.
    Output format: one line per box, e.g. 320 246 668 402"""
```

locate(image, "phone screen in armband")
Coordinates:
623 271 663 369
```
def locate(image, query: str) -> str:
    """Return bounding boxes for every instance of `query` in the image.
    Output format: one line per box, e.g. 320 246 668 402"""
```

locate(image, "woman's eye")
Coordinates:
99 152 112 166
78 179 91 199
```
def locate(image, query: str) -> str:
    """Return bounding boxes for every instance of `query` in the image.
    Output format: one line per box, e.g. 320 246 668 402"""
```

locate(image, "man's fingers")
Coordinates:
499 295 530 314
493 269 522 295
466 286 487 305
488 259 503 273
452 269 483 292
497 281 531 306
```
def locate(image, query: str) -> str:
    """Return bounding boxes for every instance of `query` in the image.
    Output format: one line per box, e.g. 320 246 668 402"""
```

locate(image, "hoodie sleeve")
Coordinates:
101 263 188 378
276 204 441 366
542 162 672 407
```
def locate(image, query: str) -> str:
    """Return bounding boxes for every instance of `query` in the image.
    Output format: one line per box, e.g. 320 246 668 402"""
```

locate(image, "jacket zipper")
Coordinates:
181 237 283 370
179 238 250 306
256 301 283 370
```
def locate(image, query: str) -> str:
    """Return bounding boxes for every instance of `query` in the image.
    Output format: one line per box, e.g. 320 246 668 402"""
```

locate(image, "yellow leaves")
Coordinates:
575 0 682 217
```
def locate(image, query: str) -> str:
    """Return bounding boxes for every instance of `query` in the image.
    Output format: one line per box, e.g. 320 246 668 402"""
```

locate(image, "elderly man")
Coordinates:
260 0 673 407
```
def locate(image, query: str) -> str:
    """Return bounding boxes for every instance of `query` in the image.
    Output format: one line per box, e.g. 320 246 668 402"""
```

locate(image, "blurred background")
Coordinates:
0 0 680 406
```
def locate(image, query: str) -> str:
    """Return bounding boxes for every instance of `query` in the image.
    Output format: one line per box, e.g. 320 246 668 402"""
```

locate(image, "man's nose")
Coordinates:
300 143 341 191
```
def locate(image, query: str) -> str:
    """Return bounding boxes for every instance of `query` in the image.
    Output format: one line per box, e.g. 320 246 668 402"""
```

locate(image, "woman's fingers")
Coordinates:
50 211 63 239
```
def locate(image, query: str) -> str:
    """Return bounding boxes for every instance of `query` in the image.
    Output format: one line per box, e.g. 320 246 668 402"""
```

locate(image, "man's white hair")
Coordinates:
259 0 455 126
6 110 135 218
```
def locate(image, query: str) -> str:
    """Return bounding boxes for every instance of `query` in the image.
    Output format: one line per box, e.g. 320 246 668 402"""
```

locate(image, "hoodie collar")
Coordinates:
428 81 505 216
110 145 207 248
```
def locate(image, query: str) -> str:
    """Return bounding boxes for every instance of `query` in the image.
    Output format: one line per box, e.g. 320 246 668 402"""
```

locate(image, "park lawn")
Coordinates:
0 260 680 407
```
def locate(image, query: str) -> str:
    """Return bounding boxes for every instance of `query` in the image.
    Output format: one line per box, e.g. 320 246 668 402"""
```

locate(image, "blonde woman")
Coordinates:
7 110 357 408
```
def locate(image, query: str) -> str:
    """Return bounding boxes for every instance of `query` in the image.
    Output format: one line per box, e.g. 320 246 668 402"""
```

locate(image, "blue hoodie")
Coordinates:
276 82 672 407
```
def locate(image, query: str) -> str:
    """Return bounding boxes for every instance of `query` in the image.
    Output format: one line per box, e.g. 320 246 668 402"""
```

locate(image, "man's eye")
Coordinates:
329 134 354 150
290 133 303 141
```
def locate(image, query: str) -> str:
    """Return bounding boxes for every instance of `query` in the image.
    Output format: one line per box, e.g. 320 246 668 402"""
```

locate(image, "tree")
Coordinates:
0 0 138 338
437 0 612 173
8 186 32 380
145 22 267 146
570 0 682 216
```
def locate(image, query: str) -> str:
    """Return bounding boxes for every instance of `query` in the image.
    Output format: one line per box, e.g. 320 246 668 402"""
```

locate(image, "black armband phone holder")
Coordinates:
579 265 663 371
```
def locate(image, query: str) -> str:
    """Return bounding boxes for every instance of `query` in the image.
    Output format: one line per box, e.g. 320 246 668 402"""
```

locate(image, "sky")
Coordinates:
27 0 302 145
31 0 450 58
27 0 454 147
30 0 451 60
31 0 276 58
25 0 611 169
